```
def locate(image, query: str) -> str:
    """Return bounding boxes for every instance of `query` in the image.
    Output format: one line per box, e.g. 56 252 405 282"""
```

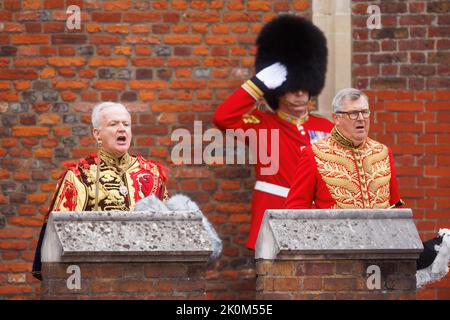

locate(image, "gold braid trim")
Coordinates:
242 80 263 100
276 110 309 125
312 142 356 173
374 201 391 208
313 133 393 209
369 175 391 193
362 140 391 204
319 176 360 194
362 142 388 169
330 127 358 149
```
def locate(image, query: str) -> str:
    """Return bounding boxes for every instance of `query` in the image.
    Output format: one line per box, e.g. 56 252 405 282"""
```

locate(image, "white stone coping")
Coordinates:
255 209 424 260
41 210 213 263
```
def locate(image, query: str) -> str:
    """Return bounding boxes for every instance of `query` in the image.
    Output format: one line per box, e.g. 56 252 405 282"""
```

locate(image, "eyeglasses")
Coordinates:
336 110 371 120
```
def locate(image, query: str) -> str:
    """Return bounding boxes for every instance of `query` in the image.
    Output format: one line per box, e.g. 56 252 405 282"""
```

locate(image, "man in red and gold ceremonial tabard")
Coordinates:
32 102 169 279
285 88 405 210
213 15 333 250
283 89 450 282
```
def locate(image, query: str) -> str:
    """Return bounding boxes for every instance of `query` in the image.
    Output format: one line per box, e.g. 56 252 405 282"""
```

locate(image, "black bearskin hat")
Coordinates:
255 14 328 110
417 234 443 270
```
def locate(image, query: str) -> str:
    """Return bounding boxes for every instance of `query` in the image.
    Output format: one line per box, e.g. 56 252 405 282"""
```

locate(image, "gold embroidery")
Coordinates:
163 187 170 202
86 160 128 211
246 80 263 97
312 144 356 173
313 131 392 209
100 150 131 168
54 152 166 213
242 80 263 100
276 110 309 125
363 141 391 208
242 114 260 124
331 127 361 149
82 151 136 211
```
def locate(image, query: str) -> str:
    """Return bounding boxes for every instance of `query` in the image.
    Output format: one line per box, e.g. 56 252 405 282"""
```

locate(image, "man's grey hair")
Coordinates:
332 88 369 113
91 102 129 128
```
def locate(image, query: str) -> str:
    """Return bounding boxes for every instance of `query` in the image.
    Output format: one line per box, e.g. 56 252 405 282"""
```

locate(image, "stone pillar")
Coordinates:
255 209 423 300
40 211 213 299
313 0 352 118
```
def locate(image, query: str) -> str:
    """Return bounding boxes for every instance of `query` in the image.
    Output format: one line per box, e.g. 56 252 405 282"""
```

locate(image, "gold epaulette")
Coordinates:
242 114 260 124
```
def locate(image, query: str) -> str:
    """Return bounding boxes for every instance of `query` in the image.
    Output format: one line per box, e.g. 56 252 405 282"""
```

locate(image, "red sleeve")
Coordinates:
388 147 402 206
45 173 66 220
213 87 266 131
284 147 317 209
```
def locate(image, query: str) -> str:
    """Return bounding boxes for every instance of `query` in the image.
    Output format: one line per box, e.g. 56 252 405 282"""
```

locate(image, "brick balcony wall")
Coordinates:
256 259 417 300
41 262 207 300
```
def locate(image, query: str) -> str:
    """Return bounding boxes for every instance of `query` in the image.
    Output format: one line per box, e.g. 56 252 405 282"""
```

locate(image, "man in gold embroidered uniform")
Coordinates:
32 102 169 279
285 88 404 209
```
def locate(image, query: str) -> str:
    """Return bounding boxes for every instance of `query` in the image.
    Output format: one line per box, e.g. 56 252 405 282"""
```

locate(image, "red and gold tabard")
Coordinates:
49 150 169 212
285 127 403 209
32 150 169 280
213 80 334 249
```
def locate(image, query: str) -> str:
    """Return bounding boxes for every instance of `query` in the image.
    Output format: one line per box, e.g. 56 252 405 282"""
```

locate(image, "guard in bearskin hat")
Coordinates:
213 14 333 250
254 14 328 110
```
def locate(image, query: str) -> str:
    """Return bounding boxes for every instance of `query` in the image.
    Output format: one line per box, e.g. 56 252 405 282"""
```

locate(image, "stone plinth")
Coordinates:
255 209 423 300
40 211 213 299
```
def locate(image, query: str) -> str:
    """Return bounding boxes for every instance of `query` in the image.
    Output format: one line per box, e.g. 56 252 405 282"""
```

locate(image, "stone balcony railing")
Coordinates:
40 210 213 299
255 209 424 300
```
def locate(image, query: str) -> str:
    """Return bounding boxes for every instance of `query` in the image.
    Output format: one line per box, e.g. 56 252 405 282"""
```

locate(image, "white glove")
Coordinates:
255 62 287 89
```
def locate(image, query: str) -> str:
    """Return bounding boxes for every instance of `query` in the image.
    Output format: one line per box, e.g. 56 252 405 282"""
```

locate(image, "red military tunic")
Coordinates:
285 127 403 209
213 79 334 249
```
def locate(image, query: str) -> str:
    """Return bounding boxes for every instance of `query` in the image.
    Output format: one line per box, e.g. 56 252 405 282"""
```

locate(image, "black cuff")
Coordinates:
250 76 270 95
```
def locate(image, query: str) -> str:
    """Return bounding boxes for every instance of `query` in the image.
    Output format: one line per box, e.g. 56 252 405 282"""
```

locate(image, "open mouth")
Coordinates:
116 136 127 144
355 125 365 130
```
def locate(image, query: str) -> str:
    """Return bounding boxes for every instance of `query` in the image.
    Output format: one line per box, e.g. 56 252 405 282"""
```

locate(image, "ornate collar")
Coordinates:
276 110 309 126
331 127 366 149
99 149 131 170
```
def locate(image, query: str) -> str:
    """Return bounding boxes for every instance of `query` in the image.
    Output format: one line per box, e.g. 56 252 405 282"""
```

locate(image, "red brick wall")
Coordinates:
352 0 450 299
256 259 417 300
41 262 207 299
0 0 311 299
